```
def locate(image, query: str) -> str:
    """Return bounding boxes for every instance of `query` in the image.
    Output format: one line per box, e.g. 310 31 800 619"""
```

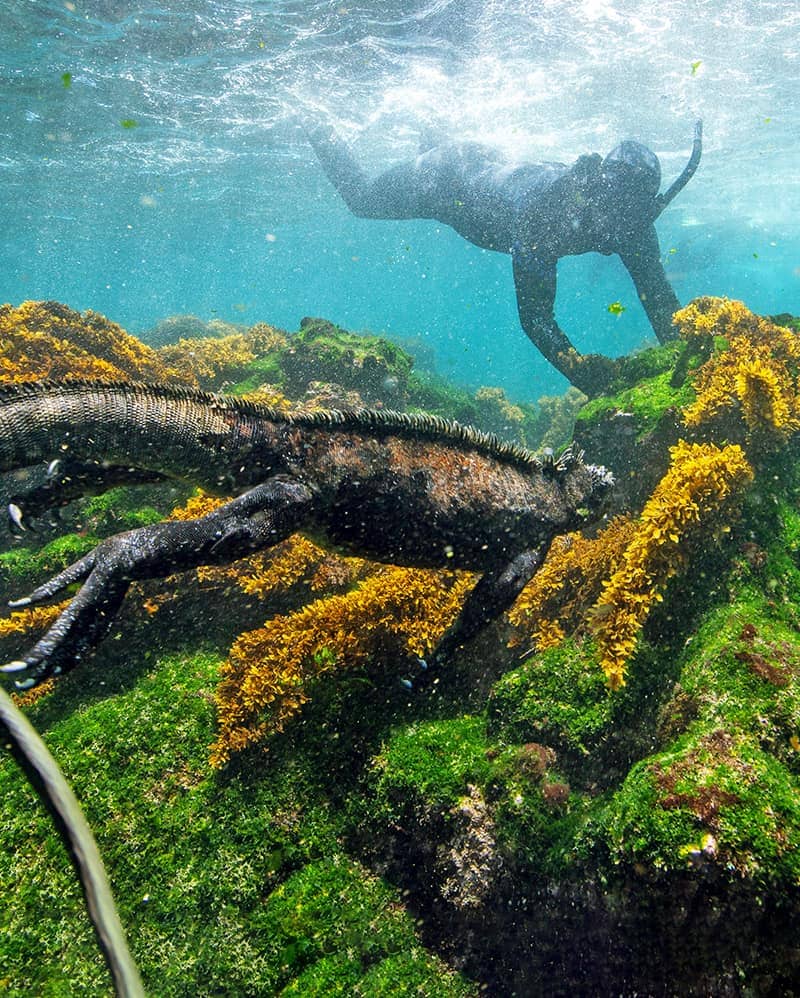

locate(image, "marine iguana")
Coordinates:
0 380 612 690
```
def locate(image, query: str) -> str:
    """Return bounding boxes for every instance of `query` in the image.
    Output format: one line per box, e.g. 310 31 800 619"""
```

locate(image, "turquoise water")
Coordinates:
2 0 799 398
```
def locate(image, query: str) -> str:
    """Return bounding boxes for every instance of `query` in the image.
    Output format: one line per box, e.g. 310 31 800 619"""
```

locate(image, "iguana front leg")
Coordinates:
413 544 549 687
2 476 315 689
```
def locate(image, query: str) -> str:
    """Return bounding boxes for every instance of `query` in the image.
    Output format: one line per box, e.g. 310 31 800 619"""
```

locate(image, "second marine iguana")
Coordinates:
0 380 613 690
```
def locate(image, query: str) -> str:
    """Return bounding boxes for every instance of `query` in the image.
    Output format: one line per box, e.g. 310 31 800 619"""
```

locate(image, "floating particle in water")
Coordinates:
120 119 138 129
61 72 72 88
607 301 625 316
690 60 702 76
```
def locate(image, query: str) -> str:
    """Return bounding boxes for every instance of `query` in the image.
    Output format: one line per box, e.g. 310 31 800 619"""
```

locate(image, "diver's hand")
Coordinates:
558 351 617 398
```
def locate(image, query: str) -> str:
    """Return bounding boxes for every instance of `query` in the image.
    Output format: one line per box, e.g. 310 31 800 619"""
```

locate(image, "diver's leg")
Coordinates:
2 476 315 687
305 121 456 220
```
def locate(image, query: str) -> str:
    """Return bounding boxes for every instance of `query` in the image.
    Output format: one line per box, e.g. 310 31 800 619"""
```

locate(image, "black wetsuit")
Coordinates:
307 123 702 396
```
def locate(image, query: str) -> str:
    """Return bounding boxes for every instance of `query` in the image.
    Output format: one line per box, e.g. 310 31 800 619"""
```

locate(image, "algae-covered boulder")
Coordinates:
141 313 249 347
281 317 414 402
3 296 800 995
0 299 191 384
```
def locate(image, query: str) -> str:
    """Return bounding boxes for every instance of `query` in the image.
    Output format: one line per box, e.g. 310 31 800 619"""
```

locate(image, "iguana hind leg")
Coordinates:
6 459 168 530
2 476 315 688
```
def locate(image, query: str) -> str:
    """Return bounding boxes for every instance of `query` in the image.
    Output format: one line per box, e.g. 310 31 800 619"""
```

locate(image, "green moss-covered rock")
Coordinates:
281 318 414 401
0 530 101 581
370 716 494 819
592 728 800 883
280 953 362 996
354 950 476 996
576 367 694 438
771 312 800 334
487 639 667 786
612 339 687 387
0 648 476 996
226 354 286 394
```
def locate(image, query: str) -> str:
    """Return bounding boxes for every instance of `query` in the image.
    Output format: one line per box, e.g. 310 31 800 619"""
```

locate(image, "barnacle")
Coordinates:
592 441 753 689
210 566 474 766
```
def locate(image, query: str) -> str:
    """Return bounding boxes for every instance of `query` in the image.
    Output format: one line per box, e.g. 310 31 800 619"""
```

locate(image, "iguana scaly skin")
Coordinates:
0 381 612 689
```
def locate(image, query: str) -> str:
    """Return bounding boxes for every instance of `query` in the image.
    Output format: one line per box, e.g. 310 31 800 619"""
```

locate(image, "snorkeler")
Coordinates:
305 120 702 396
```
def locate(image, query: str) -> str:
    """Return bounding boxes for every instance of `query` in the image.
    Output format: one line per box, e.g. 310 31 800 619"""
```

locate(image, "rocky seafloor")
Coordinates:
0 298 798 996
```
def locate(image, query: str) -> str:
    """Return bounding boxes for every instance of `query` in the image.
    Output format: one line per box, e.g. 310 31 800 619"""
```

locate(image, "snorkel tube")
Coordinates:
653 120 703 217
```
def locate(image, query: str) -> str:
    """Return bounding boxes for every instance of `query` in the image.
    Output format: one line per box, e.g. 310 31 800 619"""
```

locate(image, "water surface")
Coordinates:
1 0 799 396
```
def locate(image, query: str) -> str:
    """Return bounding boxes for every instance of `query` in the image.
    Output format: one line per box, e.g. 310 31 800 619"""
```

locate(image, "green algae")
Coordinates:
227 354 285 394
355 950 476 996
487 638 668 783
261 856 473 994
0 647 476 995
81 487 165 530
370 715 494 817
612 339 685 385
488 641 613 760
576 367 694 438
0 531 100 581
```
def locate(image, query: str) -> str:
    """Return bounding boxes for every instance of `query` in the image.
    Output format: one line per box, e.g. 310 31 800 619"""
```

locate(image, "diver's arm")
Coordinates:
619 226 681 343
511 247 569 361
512 246 616 396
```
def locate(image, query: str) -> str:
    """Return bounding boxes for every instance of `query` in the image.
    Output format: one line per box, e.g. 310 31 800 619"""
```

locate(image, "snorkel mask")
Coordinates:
603 140 662 199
